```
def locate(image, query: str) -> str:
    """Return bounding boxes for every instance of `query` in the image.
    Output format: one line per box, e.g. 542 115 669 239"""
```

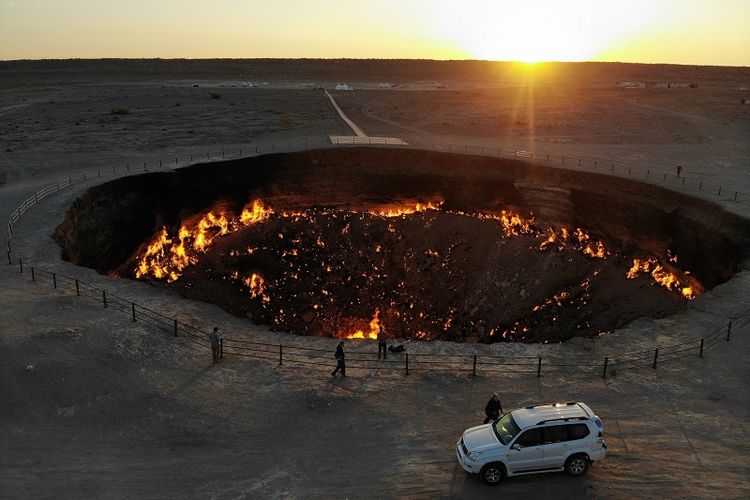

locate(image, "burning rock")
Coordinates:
126 199 701 343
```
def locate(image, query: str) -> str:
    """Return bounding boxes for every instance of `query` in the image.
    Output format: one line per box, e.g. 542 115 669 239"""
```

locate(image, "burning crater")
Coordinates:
54 148 750 343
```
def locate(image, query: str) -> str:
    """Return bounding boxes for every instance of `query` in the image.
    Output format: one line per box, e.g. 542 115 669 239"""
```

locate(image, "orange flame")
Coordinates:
240 200 274 225
135 200 273 283
346 309 382 339
243 273 266 298
477 210 535 237
369 201 443 218
627 257 697 299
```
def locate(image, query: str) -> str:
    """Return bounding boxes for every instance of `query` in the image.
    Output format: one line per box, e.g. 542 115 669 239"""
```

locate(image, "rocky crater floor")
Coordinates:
53 148 750 343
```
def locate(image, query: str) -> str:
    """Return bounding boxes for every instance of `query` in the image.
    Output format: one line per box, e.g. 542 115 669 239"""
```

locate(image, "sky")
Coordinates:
1 0 748 65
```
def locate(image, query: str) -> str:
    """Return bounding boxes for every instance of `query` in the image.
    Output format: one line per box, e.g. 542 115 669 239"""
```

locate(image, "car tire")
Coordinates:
480 462 505 485
564 454 590 477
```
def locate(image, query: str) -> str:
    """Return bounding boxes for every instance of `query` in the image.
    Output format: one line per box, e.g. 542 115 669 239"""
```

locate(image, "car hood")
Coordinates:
462 424 502 453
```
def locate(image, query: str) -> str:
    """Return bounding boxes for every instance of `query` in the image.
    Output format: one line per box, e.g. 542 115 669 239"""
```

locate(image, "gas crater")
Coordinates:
54 148 750 343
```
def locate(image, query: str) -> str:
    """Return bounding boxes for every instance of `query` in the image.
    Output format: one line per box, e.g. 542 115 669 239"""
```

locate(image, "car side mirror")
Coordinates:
511 444 521 451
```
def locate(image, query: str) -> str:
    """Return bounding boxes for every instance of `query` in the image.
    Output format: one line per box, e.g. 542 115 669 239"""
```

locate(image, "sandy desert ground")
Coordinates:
1 60 749 499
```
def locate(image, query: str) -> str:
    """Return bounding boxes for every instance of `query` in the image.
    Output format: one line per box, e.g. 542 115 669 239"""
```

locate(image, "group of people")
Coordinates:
210 326 505 422
332 326 410 377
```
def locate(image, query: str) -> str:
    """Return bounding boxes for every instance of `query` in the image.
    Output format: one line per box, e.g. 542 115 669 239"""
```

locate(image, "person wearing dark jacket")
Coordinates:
484 393 503 424
332 341 346 377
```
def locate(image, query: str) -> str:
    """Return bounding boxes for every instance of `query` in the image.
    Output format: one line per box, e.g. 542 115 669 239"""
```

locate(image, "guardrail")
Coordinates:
12 255 747 378
4 138 748 378
6 137 748 257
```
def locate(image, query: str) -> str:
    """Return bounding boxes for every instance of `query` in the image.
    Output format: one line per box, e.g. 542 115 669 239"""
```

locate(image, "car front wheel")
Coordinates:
564 454 590 477
480 462 505 485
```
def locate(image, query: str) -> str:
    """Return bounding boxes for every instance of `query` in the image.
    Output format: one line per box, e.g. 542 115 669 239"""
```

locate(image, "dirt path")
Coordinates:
325 90 368 137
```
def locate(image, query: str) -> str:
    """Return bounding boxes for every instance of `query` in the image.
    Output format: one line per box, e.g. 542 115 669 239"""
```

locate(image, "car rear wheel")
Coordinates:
480 462 505 485
564 454 590 477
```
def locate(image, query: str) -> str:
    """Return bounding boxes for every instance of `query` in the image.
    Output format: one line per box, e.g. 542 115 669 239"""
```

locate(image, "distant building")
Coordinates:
651 82 693 88
617 81 646 88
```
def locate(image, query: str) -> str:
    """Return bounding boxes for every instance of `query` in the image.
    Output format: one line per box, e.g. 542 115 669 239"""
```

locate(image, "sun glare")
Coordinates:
427 0 662 62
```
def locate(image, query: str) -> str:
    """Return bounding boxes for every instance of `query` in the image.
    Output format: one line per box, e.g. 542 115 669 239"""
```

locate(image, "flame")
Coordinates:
626 257 697 299
135 200 273 282
240 200 273 225
243 273 266 298
477 210 535 237
346 309 382 339
369 201 443 217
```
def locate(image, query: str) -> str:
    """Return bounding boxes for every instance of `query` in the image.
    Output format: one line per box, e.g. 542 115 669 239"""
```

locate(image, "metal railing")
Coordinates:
7 137 748 257
12 256 747 378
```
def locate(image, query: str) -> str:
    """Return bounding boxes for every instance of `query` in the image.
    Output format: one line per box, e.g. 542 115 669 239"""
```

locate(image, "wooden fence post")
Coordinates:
652 348 659 369
279 344 283 365
602 357 608 378
472 355 477 376
75 279 80 296
537 357 542 378
220 338 224 359
132 303 136 322
173 319 178 337
102 290 107 308
31 267 35 281
52 273 56 288
699 339 704 357
405 353 410 376
19 259 23 273
726 321 732 341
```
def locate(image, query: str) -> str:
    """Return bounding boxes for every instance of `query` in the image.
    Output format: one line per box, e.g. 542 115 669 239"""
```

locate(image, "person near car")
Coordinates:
332 340 346 377
484 393 503 424
208 327 221 363
377 325 388 359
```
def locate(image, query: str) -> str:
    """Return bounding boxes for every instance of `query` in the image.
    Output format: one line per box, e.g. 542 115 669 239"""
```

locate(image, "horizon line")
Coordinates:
0 57 748 69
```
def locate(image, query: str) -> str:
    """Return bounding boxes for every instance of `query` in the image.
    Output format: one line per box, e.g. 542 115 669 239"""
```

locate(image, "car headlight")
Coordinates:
466 451 483 462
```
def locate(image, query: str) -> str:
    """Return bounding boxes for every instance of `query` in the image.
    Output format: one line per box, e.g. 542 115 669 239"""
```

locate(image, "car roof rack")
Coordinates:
536 416 589 425
525 402 578 409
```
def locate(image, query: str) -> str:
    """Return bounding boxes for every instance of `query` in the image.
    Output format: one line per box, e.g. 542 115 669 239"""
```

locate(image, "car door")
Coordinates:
506 428 545 473
541 425 572 468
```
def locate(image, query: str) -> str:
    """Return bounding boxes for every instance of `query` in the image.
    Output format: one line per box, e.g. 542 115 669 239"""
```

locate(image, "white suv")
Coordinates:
456 402 607 485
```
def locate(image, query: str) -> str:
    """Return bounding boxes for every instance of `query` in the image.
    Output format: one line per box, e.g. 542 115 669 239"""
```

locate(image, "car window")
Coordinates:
514 428 543 448
543 425 566 444
493 413 521 445
566 423 590 440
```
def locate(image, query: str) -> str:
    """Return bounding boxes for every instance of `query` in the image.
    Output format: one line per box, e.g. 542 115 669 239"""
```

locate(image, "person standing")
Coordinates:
483 393 503 424
332 340 346 377
377 325 388 359
677 165 683 177
209 327 221 363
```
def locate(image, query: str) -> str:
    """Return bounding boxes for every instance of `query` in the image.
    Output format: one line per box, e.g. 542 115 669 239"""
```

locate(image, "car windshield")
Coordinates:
492 413 521 445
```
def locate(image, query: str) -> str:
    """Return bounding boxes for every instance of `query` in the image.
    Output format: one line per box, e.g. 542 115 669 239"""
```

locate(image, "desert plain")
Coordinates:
1 59 749 498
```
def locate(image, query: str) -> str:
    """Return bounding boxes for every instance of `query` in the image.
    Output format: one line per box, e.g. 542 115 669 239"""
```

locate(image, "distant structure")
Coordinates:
378 83 392 89
616 81 696 89
617 81 646 88
335 83 354 91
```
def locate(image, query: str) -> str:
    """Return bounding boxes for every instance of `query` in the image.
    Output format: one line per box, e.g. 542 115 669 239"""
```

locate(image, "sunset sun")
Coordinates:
427 0 664 62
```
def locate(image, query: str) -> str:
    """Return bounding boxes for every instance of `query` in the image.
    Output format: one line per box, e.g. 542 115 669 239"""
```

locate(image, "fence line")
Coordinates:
6 137 748 256
11 259 746 378
4 138 748 378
